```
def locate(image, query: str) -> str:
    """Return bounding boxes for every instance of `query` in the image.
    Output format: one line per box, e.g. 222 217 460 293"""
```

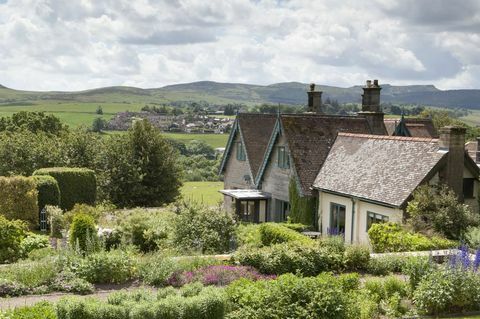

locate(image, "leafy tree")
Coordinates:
96 106 103 115
0 111 65 135
60 128 102 169
407 184 478 239
92 117 106 133
186 140 215 159
97 120 182 207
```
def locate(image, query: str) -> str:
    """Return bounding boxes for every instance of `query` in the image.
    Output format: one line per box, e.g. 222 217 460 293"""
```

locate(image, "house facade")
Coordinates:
218 80 479 244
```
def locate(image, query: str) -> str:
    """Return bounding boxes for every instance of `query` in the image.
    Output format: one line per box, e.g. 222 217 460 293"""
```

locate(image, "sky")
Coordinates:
0 0 479 91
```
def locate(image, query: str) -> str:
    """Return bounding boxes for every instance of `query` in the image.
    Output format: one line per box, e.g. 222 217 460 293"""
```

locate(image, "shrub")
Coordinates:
32 175 60 211
235 223 262 248
368 222 456 253
0 279 28 297
0 215 27 263
344 244 370 271
465 226 480 249
226 273 354 319
20 233 50 257
413 267 480 315
33 167 96 211
69 213 98 253
0 259 58 290
259 223 313 246
288 178 316 226
172 201 235 254
75 250 136 284
280 222 311 232
366 255 407 276
50 271 94 294
28 247 57 261
0 301 56 319
402 256 433 291
0 176 38 227
168 265 275 287
45 205 65 238
234 242 344 276
138 254 221 287
64 204 103 225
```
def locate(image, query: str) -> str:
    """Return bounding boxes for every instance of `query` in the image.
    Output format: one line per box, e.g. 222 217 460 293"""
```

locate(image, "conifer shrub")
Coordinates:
69 213 98 253
0 176 38 227
32 175 60 211
33 167 96 211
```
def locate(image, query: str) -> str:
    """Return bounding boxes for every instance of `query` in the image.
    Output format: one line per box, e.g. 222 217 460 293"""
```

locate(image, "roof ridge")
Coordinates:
337 132 438 143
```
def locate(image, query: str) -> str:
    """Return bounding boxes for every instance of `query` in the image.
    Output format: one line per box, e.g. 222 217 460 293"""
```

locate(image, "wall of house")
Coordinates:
260 135 293 221
318 191 403 244
223 133 253 212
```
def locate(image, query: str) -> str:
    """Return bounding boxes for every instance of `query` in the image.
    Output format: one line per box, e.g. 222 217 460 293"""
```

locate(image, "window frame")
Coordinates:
236 141 246 161
277 146 290 169
366 211 389 231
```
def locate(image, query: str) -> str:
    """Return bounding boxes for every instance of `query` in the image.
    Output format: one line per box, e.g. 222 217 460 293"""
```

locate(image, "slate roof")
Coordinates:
280 115 372 196
237 113 277 179
313 133 446 207
384 118 438 138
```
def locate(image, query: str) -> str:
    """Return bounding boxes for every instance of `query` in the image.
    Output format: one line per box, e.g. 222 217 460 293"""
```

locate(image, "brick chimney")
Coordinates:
307 83 323 113
439 126 466 201
358 79 386 135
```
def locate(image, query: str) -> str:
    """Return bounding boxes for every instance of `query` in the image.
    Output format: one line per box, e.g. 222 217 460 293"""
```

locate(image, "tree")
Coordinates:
0 111 65 135
96 106 103 115
92 117 106 133
97 120 182 207
407 184 478 239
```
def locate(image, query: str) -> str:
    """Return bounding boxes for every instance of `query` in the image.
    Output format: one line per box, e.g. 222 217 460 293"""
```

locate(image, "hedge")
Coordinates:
0 176 38 226
33 167 96 210
32 175 60 211
259 223 313 246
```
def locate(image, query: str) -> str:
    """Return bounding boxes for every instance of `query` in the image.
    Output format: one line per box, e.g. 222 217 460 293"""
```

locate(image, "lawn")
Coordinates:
180 181 223 205
163 132 228 148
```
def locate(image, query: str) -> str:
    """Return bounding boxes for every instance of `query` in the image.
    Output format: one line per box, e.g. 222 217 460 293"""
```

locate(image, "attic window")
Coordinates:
277 146 290 169
236 142 246 161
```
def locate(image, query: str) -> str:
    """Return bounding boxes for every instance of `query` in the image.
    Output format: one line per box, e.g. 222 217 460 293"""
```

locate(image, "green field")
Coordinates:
180 181 223 205
163 132 228 148
460 109 480 126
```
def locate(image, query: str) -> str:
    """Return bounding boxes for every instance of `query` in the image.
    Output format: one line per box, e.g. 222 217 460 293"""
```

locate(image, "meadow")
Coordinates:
180 181 223 205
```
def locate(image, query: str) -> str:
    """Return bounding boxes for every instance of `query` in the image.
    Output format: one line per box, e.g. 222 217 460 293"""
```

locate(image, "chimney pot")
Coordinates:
373 79 379 87
310 83 315 91
366 80 372 87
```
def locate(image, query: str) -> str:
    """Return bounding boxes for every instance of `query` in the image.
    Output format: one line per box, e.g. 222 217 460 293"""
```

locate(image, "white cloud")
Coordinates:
0 0 478 90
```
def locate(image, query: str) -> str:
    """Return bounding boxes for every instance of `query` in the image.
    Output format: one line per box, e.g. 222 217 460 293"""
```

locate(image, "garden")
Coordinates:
3 112 480 318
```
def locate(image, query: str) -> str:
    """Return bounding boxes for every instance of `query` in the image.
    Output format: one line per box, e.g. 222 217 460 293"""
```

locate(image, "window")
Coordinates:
236 142 246 161
277 146 290 169
275 199 290 221
463 178 475 199
366 211 389 231
330 203 346 235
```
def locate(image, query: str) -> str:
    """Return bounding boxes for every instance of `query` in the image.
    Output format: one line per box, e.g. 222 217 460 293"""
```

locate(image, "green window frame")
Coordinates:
277 146 290 169
366 211 389 231
236 142 246 161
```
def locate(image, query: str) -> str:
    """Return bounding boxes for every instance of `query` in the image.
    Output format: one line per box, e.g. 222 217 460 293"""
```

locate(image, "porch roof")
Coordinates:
219 189 271 200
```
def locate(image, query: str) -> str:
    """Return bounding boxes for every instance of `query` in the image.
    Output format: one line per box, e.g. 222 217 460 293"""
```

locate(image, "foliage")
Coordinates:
59 128 102 169
46 205 65 238
366 255 409 276
138 254 221 287
465 226 480 249
56 285 226 319
0 259 58 290
0 301 57 319
172 201 235 254
344 244 371 271
0 176 38 227
32 175 61 212
180 155 221 181
288 178 316 226
51 270 95 295
69 213 98 253
64 204 103 225
0 279 28 297
0 215 27 263
402 256 433 291
407 184 478 240
234 242 344 276
368 222 456 253
19 233 50 257
0 111 65 135
92 117 106 132
167 265 275 287
226 273 355 319
33 167 97 211
96 119 182 207
258 223 312 246
75 250 136 284
235 223 262 248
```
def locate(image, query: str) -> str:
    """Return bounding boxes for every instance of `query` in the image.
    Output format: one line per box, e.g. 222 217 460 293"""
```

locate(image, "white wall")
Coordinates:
318 191 403 244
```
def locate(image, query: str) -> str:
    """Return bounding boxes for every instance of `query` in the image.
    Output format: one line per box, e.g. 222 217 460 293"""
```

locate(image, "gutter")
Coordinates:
350 197 356 243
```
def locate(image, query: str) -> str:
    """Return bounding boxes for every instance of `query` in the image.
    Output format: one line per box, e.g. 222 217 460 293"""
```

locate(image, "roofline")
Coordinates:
337 132 439 143
218 117 239 175
314 188 400 209
254 118 281 187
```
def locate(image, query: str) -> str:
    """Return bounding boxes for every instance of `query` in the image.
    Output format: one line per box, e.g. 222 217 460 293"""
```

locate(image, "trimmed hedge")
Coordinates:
33 167 96 210
0 176 38 226
259 223 313 246
32 175 60 211
368 222 457 253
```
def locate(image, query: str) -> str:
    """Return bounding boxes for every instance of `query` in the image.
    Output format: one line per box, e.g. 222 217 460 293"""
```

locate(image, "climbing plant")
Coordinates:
288 178 317 226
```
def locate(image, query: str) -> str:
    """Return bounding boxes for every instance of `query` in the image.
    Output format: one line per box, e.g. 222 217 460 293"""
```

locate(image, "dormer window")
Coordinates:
277 146 290 169
237 142 246 161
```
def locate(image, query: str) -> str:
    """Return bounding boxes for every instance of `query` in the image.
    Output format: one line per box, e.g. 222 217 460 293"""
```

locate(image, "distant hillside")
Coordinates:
1 81 480 109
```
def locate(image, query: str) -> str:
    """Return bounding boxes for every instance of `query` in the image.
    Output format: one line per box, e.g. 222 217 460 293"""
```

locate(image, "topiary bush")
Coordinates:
259 223 313 246
33 167 96 211
32 175 60 211
0 215 28 263
0 176 38 227
368 222 456 253
69 213 98 253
